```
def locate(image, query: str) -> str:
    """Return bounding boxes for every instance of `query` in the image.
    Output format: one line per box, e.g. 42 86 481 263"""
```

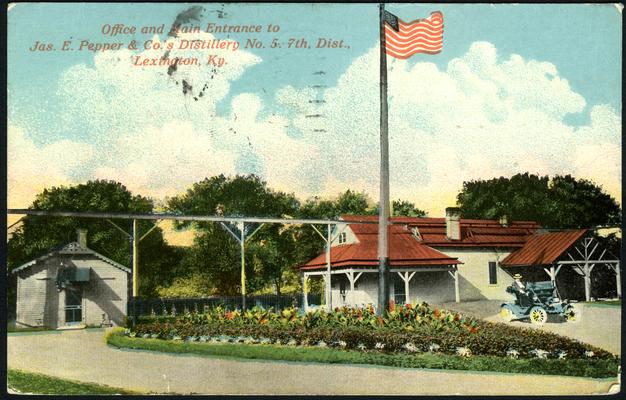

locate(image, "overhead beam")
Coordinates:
8 209 378 226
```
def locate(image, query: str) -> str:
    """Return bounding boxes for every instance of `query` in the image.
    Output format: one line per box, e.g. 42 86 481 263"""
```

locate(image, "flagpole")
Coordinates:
377 2 391 315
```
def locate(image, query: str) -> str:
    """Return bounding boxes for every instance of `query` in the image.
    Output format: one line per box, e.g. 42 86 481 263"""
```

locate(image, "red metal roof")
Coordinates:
341 215 540 247
500 229 588 267
301 224 460 270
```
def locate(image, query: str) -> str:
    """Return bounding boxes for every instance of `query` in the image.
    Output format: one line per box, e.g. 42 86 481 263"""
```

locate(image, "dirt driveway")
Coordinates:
437 300 621 355
7 329 618 395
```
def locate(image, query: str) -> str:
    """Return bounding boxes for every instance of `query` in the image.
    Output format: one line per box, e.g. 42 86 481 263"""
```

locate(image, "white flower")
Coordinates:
357 343 367 350
403 343 418 353
375 342 385 350
532 349 549 359
429 343 440 352
584 350 595 358
506 349 520 359
337 340 347 348
558 351 567 359
456 347 472 357
287 339 298 346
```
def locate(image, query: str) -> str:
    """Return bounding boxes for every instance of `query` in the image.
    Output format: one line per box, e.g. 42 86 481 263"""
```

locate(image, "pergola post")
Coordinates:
132 219 139 297
616 262 622 299
326 224 332 311
302 273 309 312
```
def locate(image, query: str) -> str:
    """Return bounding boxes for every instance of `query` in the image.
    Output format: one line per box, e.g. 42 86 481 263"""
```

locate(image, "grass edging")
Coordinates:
107 332 619 379
7 369 142 395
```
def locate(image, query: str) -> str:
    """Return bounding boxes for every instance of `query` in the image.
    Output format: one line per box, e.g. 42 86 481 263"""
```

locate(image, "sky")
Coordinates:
7 3 623 230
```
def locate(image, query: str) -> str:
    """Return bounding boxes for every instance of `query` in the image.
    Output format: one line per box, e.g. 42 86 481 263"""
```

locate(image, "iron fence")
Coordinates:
128 293 322 317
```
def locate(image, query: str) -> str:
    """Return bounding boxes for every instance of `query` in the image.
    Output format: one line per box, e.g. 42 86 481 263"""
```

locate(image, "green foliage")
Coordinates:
166 174 300 295
129 304 614 360
7 369 140 395
457 173 621 228
107 330 619 379
6 180 178 297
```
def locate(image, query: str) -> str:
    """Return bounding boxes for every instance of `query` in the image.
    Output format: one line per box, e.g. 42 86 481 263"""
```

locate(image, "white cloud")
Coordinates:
276 41 620 215
8 39 621 220
7 124 94 208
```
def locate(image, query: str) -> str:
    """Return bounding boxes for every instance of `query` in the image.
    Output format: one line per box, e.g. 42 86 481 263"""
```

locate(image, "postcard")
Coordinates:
6 2 622 396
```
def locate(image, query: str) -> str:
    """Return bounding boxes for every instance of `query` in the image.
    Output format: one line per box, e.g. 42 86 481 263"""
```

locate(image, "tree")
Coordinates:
456 173 621 228
166 174 300 295
6 180 178 298
372 200 426 217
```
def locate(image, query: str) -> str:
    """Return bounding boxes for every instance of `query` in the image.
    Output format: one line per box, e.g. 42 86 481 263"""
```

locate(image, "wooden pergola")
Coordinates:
545 235 621 301
502 230 621 302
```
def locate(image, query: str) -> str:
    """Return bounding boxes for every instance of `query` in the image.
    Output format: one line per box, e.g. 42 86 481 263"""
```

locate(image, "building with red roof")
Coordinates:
301 208 619 309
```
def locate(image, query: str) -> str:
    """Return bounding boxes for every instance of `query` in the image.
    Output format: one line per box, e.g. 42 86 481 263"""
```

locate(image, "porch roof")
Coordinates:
301 224 460 271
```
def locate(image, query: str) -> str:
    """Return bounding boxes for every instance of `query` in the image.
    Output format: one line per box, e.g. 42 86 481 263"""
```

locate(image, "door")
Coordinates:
65 287 83 324
393 276 406 305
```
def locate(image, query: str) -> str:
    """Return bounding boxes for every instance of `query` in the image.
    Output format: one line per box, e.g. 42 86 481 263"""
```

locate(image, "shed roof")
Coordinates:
500 229 588 267
11 242 131 274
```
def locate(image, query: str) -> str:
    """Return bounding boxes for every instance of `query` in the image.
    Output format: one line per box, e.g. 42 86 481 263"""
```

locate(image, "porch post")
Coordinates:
454 267 460 303
349 270 355 306
404 273 410 305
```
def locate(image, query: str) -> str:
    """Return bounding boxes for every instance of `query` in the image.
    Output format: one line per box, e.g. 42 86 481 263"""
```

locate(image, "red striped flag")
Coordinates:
383 11 444 59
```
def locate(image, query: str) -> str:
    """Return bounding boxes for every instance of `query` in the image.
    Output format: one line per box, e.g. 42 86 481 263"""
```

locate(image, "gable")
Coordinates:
12 242 130 274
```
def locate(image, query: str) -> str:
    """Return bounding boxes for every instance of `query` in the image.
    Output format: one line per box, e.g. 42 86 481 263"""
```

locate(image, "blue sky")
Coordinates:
7 3 622 220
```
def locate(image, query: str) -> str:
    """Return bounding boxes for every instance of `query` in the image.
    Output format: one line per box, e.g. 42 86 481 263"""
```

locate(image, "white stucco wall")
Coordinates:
327 270 456 308
435 248 515 301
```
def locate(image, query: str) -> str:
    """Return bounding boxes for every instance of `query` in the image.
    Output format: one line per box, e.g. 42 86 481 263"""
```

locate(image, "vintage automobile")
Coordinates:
499 280 581 325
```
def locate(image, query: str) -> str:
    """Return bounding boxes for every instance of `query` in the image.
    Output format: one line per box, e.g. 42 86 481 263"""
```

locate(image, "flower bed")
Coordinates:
128 303 615 360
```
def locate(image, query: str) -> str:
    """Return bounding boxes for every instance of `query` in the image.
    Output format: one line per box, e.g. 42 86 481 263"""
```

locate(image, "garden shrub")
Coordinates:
128 303 616 360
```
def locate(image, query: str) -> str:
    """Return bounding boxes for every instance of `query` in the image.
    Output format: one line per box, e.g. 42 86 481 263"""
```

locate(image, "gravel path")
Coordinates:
436 300 621 355
7 329 618 395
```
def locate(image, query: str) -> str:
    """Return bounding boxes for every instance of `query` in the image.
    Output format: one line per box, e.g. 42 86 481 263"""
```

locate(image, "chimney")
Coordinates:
445 207 461 240
77 229 87 247
499 215 509 227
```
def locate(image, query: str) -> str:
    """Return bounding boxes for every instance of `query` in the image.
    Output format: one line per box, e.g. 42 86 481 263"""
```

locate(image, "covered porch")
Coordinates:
301 265 460 311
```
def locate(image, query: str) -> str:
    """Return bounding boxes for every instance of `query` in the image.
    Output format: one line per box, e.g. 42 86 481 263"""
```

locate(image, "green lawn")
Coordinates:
107 332 620 379
7 369 142 395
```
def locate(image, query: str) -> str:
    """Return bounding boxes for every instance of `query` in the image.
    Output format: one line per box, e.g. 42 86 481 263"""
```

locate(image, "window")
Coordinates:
488 261 498 285
338 232 347 244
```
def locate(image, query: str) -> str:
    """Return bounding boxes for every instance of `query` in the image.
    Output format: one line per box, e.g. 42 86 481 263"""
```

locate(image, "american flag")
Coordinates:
383 11 444 59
